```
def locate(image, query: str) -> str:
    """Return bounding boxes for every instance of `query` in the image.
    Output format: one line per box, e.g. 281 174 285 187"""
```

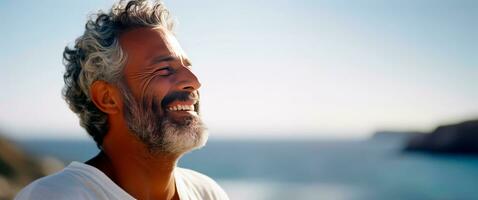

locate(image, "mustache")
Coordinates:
160 91 199 108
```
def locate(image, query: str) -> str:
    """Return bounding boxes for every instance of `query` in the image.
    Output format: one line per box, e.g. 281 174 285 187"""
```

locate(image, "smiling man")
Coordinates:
15 1 228 200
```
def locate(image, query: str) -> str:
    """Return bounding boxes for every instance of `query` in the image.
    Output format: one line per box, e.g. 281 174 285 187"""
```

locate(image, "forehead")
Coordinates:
119 27 185 71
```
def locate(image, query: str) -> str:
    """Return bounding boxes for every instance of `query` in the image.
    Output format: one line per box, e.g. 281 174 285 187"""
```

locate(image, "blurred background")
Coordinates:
0 0 477 199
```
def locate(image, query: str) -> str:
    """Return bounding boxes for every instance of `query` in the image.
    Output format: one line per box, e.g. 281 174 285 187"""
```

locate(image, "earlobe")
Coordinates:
90 80 120 114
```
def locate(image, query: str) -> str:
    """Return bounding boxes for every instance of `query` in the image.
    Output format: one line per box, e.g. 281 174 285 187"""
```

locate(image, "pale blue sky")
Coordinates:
0 0 477 139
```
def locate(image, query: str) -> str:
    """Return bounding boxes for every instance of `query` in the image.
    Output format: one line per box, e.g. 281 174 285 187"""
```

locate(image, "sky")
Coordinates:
0 0 477 140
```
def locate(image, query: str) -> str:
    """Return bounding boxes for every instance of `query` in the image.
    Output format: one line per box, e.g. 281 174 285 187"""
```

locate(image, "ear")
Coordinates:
90 80 121 114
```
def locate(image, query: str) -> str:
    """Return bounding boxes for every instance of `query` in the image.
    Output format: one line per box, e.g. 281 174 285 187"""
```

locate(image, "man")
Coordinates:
15 0 229 199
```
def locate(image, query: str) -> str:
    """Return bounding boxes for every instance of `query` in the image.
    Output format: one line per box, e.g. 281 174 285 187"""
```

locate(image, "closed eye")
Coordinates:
155 67 173 76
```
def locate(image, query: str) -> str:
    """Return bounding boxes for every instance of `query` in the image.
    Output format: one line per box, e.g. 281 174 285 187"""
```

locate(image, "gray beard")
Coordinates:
118 82 208 155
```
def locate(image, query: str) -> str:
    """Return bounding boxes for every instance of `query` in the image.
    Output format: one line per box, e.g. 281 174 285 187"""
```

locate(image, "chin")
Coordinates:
152 117 208 155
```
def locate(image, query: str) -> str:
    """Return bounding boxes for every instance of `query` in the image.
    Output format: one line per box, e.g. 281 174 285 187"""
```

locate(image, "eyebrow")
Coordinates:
150 55 175 64
149 55 192 66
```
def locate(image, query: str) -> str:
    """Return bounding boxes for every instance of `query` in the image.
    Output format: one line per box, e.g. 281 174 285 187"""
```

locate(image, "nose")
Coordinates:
176 66 201 92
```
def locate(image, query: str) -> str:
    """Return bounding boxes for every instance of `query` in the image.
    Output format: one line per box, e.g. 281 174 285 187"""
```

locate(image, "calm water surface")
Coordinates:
18 138 478 200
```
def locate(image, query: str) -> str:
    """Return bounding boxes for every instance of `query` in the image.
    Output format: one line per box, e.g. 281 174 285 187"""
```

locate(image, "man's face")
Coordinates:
118 27 207 154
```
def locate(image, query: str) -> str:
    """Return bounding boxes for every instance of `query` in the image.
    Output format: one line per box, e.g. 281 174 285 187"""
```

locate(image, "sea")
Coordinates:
16 137 478 200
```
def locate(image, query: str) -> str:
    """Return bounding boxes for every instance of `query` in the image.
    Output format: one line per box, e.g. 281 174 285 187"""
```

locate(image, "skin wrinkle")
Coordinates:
139 78 157 115
61 0 176 147
141 68 179 115
126 67 162 119
121 85 203 154
125 74 168 125
133 59 195 117
150 27 191 75
114 27 205 156
132 71 156 98
152 27 184 61
60 2 215 199
108 27 205 199
128 59 181 111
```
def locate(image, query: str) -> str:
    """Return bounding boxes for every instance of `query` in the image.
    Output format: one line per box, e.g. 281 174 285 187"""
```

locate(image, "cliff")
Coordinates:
404 119 478 155
0 133 64 200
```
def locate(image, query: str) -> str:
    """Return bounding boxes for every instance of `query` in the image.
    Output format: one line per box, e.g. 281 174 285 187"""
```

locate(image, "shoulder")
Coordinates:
15 168 87 200
15 161 134 200
175 167 229 200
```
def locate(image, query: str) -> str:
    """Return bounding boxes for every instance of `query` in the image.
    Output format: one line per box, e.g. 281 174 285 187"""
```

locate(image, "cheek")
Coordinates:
148 79 172 111
150 78 172 96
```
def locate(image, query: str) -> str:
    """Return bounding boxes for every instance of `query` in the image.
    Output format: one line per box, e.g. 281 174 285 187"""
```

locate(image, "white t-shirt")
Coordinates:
15 161 229 200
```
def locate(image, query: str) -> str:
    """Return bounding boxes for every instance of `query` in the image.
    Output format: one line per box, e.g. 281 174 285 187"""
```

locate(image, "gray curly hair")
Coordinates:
62 0 174 148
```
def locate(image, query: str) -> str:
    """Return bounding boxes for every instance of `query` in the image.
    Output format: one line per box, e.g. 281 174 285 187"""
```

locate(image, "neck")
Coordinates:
86 148 181 200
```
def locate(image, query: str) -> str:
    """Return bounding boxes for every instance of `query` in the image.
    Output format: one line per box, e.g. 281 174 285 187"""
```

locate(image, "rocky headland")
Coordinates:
0 133 64 200
404 119 478 155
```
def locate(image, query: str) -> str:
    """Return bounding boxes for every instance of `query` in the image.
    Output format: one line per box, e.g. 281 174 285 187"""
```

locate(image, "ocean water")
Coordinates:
16 138 478 200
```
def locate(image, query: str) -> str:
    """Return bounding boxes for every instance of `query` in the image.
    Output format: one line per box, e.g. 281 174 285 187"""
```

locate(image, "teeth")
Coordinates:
168 105 194 111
